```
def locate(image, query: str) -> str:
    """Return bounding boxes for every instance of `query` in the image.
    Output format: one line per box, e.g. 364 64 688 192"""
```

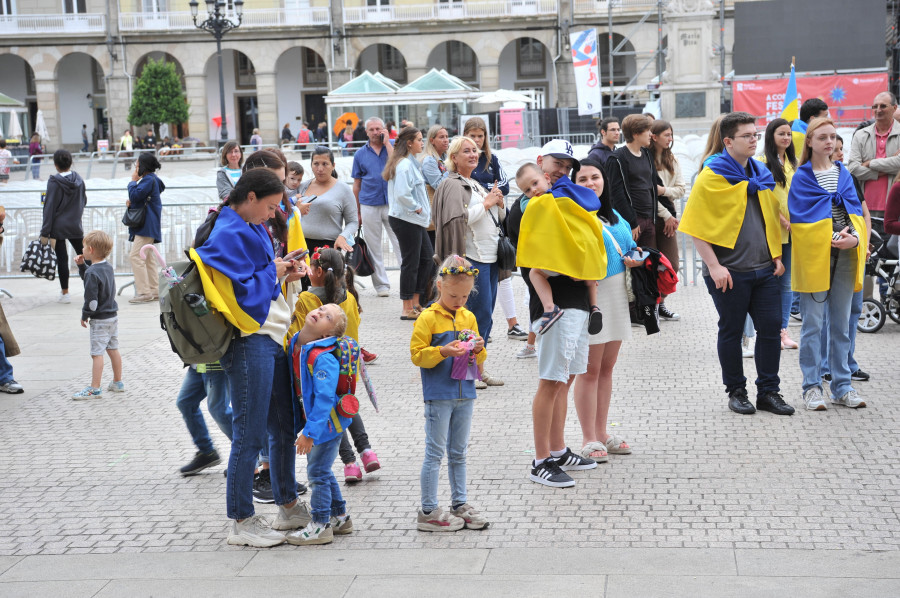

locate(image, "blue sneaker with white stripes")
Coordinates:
552 447 597 471
529 459 575 488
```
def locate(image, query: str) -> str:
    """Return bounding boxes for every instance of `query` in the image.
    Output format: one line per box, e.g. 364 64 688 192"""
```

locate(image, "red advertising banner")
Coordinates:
732 72 888 126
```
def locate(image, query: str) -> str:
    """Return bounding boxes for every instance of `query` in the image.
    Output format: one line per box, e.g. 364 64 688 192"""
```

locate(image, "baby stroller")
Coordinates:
857 222 900 333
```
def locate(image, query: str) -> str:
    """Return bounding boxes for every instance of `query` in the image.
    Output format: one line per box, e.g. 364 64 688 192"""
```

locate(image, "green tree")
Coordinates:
128 59 189 137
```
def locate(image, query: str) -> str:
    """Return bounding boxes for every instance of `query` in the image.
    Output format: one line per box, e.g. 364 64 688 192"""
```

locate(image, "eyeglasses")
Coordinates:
730 133 761 141
872 104 894 110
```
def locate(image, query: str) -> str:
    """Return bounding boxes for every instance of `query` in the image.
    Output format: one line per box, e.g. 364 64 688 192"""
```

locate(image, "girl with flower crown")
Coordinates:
410 254 489 533
287 247 382 483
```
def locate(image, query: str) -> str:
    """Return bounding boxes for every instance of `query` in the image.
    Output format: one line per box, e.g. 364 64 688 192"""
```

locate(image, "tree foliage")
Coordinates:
128 59 189 136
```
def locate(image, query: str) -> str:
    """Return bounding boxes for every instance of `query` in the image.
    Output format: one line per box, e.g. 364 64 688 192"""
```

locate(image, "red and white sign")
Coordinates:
732 72 888 125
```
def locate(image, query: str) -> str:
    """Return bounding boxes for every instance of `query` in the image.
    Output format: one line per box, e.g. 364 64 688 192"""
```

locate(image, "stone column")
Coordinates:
105 75 130 143
657 0 721 131
254 71 278 142
183 74 208 144
33 77 60 148
479 62 500 92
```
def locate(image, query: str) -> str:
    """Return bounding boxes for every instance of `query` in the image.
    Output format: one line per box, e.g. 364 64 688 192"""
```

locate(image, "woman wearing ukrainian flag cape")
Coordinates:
191 168 309 546
788 117 867 411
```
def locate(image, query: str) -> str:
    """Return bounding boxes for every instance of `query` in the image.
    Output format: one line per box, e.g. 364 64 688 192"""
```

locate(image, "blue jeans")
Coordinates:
704 265 782 395
0 333 13 384
800 250 857 398
307 434 345 524
175 367 233 454
221 334 297 520
420 398 474 512
466 259 499 342
779 242 793 328
819 289 863 375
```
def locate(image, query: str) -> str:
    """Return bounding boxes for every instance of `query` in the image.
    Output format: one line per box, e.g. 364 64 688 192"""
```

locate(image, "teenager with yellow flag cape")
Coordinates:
787 117 868 410
681 150 783 260
788 161 866 293
516 175 608 281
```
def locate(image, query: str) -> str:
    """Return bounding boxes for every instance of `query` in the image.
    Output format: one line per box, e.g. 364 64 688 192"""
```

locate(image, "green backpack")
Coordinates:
158 259 235 365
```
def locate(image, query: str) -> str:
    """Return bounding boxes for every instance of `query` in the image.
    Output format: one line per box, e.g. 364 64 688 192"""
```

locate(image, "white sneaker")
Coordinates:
286 521 334 545
741 335 754 358
803 386 827 411
58 292 72 304
516 344 537 359
226 515 286 547
272 501 312 530
832 389 866 409
376 288 390 297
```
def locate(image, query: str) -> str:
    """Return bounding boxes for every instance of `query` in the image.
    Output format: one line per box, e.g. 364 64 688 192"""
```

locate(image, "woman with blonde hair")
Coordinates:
432 135 505 388
383 126 434 320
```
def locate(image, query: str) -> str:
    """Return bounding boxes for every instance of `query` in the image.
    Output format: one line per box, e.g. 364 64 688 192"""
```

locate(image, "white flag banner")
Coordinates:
570 29 602 116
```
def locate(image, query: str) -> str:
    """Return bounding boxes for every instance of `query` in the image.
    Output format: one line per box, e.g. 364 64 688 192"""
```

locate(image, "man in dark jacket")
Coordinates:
586 117 620 166
40 149 87 303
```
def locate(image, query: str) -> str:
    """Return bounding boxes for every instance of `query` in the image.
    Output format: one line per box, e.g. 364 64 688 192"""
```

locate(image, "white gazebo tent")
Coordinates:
325 69 482 136
0 92 27 142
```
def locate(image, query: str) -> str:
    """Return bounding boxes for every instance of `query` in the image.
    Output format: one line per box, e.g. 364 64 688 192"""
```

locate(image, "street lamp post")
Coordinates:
190 0 243 147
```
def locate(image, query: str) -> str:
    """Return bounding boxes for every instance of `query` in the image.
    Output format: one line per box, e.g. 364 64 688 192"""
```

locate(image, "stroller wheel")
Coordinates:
886 297 900 325
857 298 885 333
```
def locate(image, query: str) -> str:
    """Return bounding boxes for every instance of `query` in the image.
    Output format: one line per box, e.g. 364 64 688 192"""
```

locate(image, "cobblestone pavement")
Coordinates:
0 274 898 557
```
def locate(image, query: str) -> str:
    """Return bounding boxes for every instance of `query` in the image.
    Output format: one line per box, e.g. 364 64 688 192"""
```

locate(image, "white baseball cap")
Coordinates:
539 139 580 170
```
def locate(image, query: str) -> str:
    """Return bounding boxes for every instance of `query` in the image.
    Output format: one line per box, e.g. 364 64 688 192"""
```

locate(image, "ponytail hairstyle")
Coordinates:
310 246 359 306
194 169 284 247
242 148 288 247
434 254 478 302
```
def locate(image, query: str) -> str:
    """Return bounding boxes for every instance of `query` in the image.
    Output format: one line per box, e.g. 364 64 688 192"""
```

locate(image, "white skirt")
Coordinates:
589 272 632 345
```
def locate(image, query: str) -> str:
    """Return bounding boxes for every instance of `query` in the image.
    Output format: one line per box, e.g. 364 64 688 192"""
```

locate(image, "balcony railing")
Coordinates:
573 0 734 15
0 13 106 36
344 0 558 24
118 7 329 32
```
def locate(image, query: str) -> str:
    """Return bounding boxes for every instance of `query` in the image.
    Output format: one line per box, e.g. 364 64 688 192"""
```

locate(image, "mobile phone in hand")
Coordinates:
301 195 317 204
284 248 309 262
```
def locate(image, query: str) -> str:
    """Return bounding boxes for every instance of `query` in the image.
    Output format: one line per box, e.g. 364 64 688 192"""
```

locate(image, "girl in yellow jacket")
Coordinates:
287 247 381 482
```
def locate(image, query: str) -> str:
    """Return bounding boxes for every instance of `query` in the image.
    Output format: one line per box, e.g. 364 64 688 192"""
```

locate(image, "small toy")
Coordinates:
140 244 182 287
450 328 481 381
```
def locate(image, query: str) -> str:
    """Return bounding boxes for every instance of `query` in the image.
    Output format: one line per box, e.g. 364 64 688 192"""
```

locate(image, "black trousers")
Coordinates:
339 414 371 464
54 238 84 291
388 217 434 301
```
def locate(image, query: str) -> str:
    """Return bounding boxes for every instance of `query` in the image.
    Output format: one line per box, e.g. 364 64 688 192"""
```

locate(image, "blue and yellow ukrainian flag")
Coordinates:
680 151 782 260
191 206 282 333
284 203 308 257
781 63 809 155
788 162 866 293
516 176 608 280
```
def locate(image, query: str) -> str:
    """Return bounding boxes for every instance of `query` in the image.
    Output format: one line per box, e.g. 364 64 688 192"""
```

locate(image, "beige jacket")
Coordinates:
657 158 685 221
848 120 900 183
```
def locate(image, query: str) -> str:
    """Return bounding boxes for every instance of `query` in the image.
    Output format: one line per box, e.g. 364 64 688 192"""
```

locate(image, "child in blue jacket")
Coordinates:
410 255 489 532
289 303 355 546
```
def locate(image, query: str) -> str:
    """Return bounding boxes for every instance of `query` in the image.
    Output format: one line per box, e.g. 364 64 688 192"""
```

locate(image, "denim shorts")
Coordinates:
89 317 118 355
533 309 589 382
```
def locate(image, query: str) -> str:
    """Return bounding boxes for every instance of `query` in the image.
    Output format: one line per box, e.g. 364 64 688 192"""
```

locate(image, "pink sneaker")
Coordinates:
343 462 362 483
361 450 381 473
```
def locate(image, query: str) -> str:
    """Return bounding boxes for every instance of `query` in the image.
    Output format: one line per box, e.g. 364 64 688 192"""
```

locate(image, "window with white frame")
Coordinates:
63 0 86 13
0 0 15 16
303 48 327 86
141 0 168 12
517 38 545 78
447 41 476 82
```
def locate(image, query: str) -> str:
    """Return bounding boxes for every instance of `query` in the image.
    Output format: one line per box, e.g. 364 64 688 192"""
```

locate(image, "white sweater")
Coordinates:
462 181 504 263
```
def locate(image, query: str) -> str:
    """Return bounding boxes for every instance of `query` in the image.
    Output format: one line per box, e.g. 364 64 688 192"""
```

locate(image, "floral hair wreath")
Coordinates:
311 245 331 261
440 257 479 277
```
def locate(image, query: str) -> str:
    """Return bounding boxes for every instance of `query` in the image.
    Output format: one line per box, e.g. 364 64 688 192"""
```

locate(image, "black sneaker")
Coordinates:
756 391 795 416
728 388 756 415
658 303 681 321
551 447 597 471
252 469 275 503
507 324 528 340
529 459 575 488
180 450 221 476
296 482 308 495
851 369 870 382
822 373 832 382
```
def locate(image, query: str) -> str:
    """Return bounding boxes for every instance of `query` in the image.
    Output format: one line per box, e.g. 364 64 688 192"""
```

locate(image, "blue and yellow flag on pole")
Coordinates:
788 162 866 293
191 206 281 333
781 63 799 122
680 151 782 260
516 176 608 280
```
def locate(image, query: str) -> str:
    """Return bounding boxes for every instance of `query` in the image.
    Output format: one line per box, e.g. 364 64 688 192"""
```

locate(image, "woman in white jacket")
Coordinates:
384 126 434 320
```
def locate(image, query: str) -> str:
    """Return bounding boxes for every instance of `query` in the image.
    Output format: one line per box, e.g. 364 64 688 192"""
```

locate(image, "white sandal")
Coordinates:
580 441 609 463
604 435 632 455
